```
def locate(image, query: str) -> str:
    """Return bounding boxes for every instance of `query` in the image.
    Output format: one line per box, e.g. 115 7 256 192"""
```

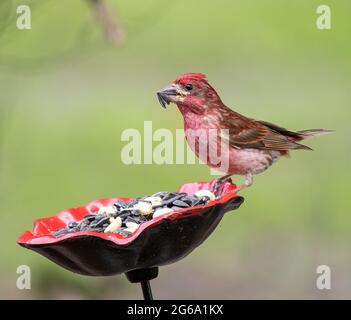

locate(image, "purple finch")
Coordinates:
157 73 332 192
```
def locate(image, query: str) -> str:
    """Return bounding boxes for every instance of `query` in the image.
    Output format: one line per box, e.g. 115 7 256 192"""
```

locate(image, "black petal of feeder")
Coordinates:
17 179 244 299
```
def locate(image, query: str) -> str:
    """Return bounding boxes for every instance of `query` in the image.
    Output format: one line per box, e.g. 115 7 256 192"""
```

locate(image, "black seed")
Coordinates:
191 196 210 206
78 222 89 230
152 191 168 198
86 227 104 232
125 215 144 224
117 229 132 237
83 214 97 222
126 200 138 207
114 200 127 209
162 192 178 201
185 195 199 201
68 221 78 228
91 216 110 227
51 188 212 238
118 210 136 219
172 200 190 208
179 198 192 205
191 199 201 206
52 228 69 237
162 194 185 206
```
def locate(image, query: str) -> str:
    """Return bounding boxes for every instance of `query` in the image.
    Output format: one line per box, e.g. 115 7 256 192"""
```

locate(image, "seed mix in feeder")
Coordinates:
52 189 216 238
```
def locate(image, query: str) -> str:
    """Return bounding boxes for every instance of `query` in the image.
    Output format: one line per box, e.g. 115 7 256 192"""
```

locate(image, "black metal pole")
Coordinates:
140 280 153 300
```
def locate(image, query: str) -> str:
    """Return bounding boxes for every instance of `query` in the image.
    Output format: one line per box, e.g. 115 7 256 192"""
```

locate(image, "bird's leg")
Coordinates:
234 173 253 193
212 174 233 197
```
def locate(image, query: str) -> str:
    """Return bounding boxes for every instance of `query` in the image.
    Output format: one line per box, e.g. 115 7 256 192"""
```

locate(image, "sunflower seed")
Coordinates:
52 189 214 237
91 216 110 228
161 194 185 206
83 214 97 222
78 221 89 230
126 199 139 207
116 228 132 237
125 215 145 224
113 200 127 210
152 191 168 198
172 200 190 208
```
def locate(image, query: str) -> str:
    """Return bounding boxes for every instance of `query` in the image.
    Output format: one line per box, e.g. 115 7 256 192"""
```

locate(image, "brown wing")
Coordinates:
257 120 304 141
220 110 311 151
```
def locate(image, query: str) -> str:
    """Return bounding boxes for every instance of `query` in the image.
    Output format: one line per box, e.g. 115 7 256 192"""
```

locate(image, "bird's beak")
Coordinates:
157 85 178 109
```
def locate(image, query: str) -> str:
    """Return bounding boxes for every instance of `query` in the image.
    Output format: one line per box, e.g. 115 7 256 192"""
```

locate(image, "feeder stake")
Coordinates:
140 280 153 300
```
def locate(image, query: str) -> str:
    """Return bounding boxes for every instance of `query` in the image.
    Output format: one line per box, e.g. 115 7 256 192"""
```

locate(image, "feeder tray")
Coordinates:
17 179 244 299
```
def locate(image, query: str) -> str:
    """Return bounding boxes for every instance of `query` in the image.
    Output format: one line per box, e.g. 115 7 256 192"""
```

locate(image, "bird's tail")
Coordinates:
297 129 334 139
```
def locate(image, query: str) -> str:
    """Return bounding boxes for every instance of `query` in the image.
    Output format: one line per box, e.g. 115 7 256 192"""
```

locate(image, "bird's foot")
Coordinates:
233 173 253 193
211 175 232 198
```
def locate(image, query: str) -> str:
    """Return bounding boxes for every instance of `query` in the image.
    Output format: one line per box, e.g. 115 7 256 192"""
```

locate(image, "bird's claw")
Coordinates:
211 177 232 197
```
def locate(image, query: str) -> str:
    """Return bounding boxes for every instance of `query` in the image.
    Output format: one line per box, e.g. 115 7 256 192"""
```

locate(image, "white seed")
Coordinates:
126 222 139 230
144 196 162 206
194 190 216 201
153 207 174 218
109 217 115 223
104 217 122 233
134 201 154 216
124 223 139 233
98 206 117 215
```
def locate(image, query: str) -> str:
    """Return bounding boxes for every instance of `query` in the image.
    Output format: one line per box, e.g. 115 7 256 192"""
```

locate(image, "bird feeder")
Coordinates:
17 179 244 299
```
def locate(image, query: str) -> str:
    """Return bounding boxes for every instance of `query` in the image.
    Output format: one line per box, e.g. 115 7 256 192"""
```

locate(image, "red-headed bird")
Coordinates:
157 73 332 192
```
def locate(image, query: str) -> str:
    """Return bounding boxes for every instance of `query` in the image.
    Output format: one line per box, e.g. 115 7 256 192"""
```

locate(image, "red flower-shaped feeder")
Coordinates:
18 179 244 299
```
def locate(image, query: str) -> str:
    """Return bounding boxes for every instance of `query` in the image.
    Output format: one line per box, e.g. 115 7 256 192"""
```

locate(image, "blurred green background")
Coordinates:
1 0 350 299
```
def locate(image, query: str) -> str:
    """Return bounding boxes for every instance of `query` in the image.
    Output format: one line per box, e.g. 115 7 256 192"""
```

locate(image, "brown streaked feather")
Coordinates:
257 120 304 140
220 109 311 151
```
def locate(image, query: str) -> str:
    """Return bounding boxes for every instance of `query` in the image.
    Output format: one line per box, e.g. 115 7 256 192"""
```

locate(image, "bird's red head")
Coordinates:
157 73 222 115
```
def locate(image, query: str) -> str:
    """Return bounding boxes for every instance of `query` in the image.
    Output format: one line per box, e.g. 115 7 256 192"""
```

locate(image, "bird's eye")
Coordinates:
184 83 193 91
